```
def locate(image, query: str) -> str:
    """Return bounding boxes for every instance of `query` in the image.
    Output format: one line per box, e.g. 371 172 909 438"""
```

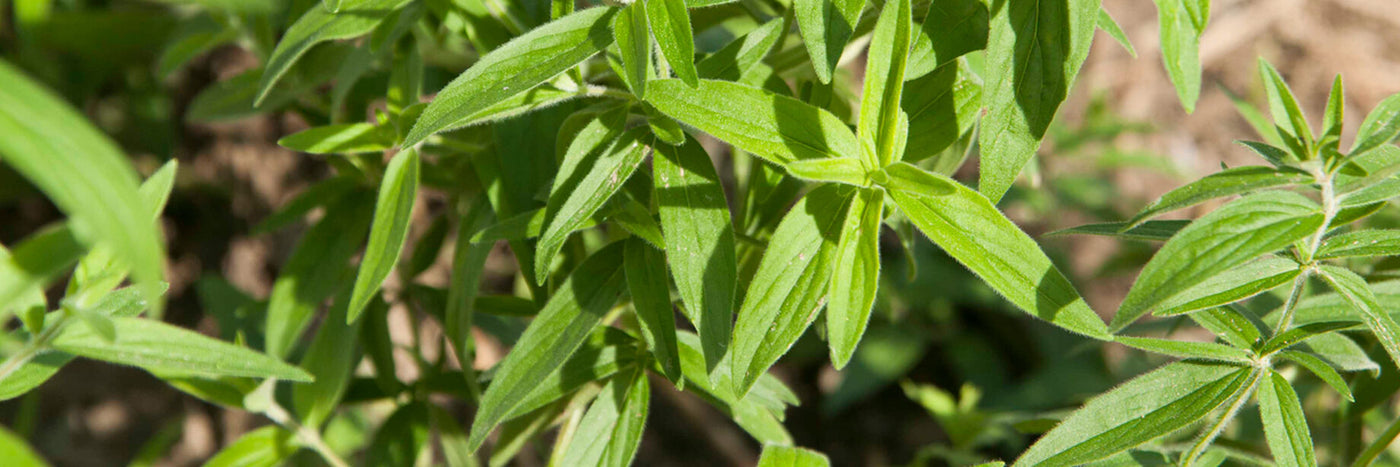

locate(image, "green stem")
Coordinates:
0 313 70 383
1273 272 1310 335
1181 370 1263 466
1353 415 1400 467
263 400 350 467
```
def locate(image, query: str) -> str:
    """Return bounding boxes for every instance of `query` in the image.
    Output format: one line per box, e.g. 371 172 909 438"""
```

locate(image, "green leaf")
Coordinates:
1351 93 1400 156
827 188 884 369
277 123 396 155
647 0 698 86
1114 192 1324 331
1096 7 1136 58
1014 361 1254 466
647 78 860 166
0 60 165 313
1298 334 1378 374
1317 230 1400 259
756 444 831 467
1154 0 1204 112
252 177 358 235
887 167 1109 339
979 0 1101 203
1319 75 1345 155
1237 140 1294 167
1275 350 1353 401
429 406 475 467
156 14 238 79
1113 336 1252 363
878 161 958 196
535 124 649 284
613 2 650 98
858 0 912 168
403 6 618 147
255 0 413 106
265 191 374 358
0 225 85 320
785 157 869 186
467 241 627 452
672 333 795 445
559 369 650 467
1125 166 1312 228
1190 306 1264 350
1316 265 1400 371
505 329 638 419
1258 58 1314 150
366 403 431 466
653 137 738 372
901 63 983 162
1154 256 1301 317
609 192 667 248
624 238 682 385
794 0 865 84
52 317 311 381
0 425 46 467
731 184 853 396
348 149 420 322
696 18 784 81
1047 220 1189 242
906 0 988 78
1260 321 1356 356
293 290 364 428
204 426 294 467
1257 370 1317 467
446 197 495 396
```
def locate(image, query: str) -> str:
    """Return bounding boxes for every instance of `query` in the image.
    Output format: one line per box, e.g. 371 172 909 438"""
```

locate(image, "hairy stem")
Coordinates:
1352 415 1400 467
1181 370 1263 465
263 400 349 467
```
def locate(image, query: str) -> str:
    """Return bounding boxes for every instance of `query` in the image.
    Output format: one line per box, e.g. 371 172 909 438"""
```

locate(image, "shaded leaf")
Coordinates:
826 188 884 368
624 238 683 384
794 0 864 83
1125 166 1312 228
906 0 988 78
255 0 413 105
1316 265 1400 371
1046 220 1189 242
347 149 420 322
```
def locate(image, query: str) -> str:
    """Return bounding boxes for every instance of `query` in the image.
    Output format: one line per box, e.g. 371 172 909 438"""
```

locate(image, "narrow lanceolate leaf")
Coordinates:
647 0 698 86
1014 361 1253 466
1114 191 1324 331
1317 265 1400 371
1351 93 1400 156
1276 350 1353 401
266 192 374 358
0 226 85 317
647 79 860 166
255 0 413 105
886 166 1109 339
906 0 989 78
653 138 738 372
52 317 312 381
1259 321 1355 356
858 0 912 168
535 126 649 284
293 291 363 428
467 242 627 452
1257 371 1317 467
624 239 682 384
696 18 784 81
404 7 617 146
1097 7 1136 58
672 333 795 444
0 60 165 311
978 0 1101 203
1126 166 1312 228
1190 306 1264 350
901 63 983 162
1114 336 1252 363
558 370 650 467
1318 230 1400 259
1047 220 1189 242
445 198 495 392
732 185 854 396
277 123 396 155
365 404 431 466
203 426 294 467
1154 0 1204 112
0 426 47 467
794 0 864 84
827 188 884 369
612 3 650 98
1259 59 1314 150
757 444 831 467
1154 256 1301 316
347 149 419 322
785 157 868 186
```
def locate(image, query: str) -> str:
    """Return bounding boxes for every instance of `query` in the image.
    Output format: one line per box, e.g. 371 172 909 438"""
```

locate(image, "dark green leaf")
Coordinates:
906 0 988 78
255 0 413 105
613 2 650 98
1260 321 1357 355
348 149 420 322
1317 229 1400 259
624 238 682 384
1125 166 1312 228
1275 350 1353 401
1046 220 1189 242
696 18 784 81
1155 256 1301 317
1316 265 1400 371
535 125 648 284
558 369 650 467
1257 370 1316 467
794 0 865 84
1351 93 1400 156
1113 336 1251 363
52 317 312 381
366 403 431 466
293 290 363 428
900 63 982 162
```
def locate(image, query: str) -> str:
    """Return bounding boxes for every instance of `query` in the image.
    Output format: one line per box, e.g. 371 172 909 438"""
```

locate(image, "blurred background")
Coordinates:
1 0 1398 465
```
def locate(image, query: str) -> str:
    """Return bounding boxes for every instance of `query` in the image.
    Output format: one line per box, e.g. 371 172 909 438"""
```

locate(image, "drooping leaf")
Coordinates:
467 241 627 452
1257 370 1317 467
403 6 618 146
1014 361 1255 466
51 317 312 381
901 63 982 162
277 123 396 155
794 0 864 84
1125 166 1312 228
756 444 831 467
653 137 738 373
1316 265 1400 371
255 0 414 105
827 188 884 369
558 369 650 467
1351 93 1400 156
535 125 649 284
1154 0 1205 112
1154 256 1301 317
347 149 420 322
731 184 854 396
647 0 698 86
886 166 1109 339
858 0 912 168
647 78 860 166
1114 191 1324 331
978 0 1102 203
624 238 682 384
906 0 988 79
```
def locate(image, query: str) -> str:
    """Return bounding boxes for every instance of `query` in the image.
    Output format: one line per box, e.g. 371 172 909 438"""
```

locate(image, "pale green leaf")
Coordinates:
1014 361 1254 466
794 0 865 83
1096 7 1135 58
1351 93 1400 156
1258 58 1314 150
204 426 294 467
1155 0 1204 112
255 0 413 105
1257 370 1316 467
52 317 311 381
277 123 396 155
1317 229 1400 259
785 157 869 186
1125 166 1312 228
979 0 1101 203
878 161 957 196
624 238 682 384
887 166 1109 339
1316 265 1400 371
756 444 831 467
0 425 46 467
827 188 884 369
1114 191 1323 331
1114 336 1251 363
647 0 698 86
403 7 618 146
0 225 85 320
1154 256 1301 317
348 149 420 322
858 0 912 167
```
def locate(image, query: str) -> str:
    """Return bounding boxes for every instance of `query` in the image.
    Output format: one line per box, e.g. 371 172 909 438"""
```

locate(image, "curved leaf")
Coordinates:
794 0 864 84
858 0 912 167
1126 166 1312 228
827 188 884 369
624 238 682 384
1154 256 1301 317
1258 371 1316 467
255 0 413 105
647 0 698 86
52 317 312 381
348 149 420 322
